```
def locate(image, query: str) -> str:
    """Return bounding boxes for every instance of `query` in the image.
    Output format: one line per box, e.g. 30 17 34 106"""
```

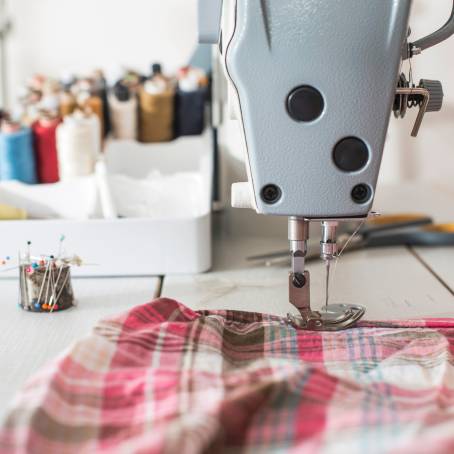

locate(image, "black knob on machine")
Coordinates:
419 79 444 112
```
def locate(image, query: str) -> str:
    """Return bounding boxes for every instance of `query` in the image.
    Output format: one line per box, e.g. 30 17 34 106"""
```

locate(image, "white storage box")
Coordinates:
0 134 213 277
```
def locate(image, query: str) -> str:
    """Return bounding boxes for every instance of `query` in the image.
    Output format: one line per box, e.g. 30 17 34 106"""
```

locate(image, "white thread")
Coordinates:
109 94 138 141
329 219 367 301
95 160 118 219
56 112 101 181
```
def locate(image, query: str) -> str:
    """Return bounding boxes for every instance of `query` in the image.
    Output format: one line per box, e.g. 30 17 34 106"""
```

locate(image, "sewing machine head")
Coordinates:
199 0 454 330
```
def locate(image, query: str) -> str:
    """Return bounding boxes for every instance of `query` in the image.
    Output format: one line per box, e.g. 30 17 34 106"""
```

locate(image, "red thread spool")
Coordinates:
33 118 61 184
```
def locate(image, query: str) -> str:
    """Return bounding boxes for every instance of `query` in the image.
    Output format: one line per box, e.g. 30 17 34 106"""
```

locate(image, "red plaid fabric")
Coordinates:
2 298 454 454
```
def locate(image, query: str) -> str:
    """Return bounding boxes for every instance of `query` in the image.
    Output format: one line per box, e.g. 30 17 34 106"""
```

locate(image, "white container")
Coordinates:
0 134 213 277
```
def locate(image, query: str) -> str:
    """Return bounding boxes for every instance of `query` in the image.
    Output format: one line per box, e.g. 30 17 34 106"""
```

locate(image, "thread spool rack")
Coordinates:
0 133 213 277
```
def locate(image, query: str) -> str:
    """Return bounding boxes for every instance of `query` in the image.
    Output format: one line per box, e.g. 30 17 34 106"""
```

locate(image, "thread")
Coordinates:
32 117 60 184
175 67 207 137
177 67 207 93
59 90 76 117
77 92 104 141
0 204 27 220
175 88 206 137
56 112 100 181
0 127 38 184
92 70 111 137
139 87 174 143
109 82 138 140
95 160 118 219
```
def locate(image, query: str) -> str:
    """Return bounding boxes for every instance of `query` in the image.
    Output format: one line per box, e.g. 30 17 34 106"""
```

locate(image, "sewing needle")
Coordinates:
325 260 330 310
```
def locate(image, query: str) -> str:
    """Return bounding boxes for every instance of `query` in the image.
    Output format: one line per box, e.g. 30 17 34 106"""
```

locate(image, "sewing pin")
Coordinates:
50 259 64 312
53 269 71 308
37 259 50 306
57 235 65 259
18 251 24 309
48 260 55 309
44 263 52 308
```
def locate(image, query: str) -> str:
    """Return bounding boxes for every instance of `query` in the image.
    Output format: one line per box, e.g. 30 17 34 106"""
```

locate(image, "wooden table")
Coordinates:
1 183 453 421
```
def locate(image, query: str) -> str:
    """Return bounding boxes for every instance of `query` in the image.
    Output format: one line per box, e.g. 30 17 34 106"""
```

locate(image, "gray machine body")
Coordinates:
198 0 223 44
224 0 412 218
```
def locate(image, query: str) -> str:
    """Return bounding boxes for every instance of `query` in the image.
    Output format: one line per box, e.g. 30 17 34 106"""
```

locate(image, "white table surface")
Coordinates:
1 182 454 422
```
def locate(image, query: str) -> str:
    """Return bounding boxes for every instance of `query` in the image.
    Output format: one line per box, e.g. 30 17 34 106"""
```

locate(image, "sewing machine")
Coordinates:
199 0 454 330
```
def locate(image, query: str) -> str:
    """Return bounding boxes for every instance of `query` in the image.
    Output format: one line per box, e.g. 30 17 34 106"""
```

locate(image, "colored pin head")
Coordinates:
57 235 66 258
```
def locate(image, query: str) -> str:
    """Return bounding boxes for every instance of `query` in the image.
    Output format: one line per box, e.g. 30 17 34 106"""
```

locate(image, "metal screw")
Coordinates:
351 184 371 204
261 184 282 204
292 272 306 289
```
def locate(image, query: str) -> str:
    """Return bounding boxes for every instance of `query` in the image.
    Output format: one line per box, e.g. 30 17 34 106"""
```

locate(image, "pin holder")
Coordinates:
19 260 75 313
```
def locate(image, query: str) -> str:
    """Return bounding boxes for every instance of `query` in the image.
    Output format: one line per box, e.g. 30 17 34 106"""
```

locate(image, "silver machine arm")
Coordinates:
199 0 454 330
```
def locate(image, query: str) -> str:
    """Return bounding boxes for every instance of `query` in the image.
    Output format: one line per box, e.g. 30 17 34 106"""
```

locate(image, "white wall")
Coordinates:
380 0 454 184
3 0 454 186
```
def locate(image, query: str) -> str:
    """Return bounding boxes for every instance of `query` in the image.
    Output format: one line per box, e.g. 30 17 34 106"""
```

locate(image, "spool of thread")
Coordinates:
56 112 101 181
60 71 77 91
39 94 60 116
139 86 175 143
33 116 61 184
60 90 76 118
92 70 111 137
109 82 138 140
0 204 28 220
175 67 208 137
95 160 118 219
77 92 104 139
0 127 38 184
174 87 207 137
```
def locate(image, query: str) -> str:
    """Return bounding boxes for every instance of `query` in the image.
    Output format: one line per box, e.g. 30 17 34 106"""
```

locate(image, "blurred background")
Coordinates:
0 0 452 249
1 0 453 186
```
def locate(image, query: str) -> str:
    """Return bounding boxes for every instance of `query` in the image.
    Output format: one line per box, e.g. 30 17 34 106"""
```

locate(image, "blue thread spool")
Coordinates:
0 128 37 184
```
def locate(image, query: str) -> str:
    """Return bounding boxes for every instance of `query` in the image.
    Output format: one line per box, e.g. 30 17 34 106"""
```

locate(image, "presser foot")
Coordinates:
287 304 365 331
287 271 365 331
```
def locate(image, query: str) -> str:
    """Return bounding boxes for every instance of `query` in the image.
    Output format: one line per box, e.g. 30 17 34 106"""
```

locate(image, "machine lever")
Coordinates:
395 87 430 137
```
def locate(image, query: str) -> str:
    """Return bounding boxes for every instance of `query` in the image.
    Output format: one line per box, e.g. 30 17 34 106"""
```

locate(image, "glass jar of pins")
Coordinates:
19 241 76 313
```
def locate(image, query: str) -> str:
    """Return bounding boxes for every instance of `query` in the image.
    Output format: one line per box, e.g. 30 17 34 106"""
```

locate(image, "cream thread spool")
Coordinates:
109 83 138 141
56 111 101 181
60 90 76 118
77 91 104 141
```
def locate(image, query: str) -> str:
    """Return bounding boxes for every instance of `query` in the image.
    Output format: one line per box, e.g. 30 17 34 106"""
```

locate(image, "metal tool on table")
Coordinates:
199 1 454 331
247 214 454 267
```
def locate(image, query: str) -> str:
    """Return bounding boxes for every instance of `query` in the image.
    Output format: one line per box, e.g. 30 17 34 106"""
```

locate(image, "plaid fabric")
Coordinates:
2 299 454 454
